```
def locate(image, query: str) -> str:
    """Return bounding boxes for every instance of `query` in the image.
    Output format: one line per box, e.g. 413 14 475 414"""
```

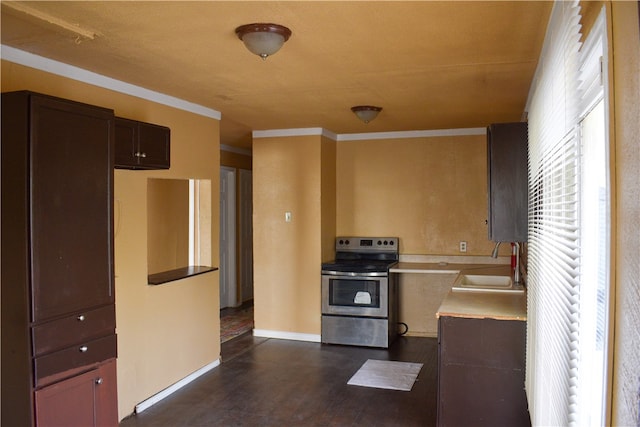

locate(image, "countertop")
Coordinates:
436 291 527 321
435 264 527 321
390 259 526 321
391 262 511 275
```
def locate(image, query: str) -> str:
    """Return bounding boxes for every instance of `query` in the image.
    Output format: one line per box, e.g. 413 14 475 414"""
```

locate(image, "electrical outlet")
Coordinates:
459 241 467 253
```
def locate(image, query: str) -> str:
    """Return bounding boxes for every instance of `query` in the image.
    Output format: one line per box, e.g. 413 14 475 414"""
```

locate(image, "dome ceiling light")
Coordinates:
235 23 292 60
351 106 382 124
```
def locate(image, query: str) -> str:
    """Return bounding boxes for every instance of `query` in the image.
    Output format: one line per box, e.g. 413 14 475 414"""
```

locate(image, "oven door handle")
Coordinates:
321 270 388 277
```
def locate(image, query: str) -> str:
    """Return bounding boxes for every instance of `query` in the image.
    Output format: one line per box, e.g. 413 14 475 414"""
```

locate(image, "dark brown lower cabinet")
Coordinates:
437 316 530 427
35 359 118 427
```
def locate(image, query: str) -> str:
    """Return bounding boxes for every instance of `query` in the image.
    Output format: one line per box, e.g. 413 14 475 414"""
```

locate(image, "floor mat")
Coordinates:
220 307 254 343
347 359 423 392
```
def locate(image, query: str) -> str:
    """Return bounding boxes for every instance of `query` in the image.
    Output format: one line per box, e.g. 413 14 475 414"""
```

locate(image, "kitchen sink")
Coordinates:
452 274 524 293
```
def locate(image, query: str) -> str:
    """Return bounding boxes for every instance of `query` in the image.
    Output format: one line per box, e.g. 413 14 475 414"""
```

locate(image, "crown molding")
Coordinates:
252 127 485 141
1 45 222 120
337 128 486 141
253 127 338 140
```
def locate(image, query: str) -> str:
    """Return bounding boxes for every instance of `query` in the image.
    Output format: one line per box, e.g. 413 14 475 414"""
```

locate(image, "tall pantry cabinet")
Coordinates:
1 91 118 426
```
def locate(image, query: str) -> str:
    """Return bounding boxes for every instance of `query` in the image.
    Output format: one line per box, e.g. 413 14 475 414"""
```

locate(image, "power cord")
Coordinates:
398 322 409 336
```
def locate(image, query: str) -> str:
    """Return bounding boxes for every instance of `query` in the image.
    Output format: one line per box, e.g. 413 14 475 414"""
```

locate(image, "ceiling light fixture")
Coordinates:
235 23 292 60
351 106 382 124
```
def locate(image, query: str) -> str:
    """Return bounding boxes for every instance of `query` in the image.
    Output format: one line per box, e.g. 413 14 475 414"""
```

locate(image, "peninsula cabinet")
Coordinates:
1 91 118 427
115 116 170 169
487 122 528 243
437 316 530 427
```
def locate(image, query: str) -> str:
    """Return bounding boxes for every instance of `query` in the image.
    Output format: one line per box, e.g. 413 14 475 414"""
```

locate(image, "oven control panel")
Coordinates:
336 237 398 251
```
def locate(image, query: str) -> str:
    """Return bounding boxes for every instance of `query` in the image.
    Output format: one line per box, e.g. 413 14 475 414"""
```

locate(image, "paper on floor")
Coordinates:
347 359 423 392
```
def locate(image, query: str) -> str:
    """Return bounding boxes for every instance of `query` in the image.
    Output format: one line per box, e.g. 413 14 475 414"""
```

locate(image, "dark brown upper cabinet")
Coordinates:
487 122 528 243
2 92 115 323
115 117 170 170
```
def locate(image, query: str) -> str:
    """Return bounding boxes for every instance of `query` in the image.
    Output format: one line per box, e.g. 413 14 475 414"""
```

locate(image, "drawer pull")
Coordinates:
95 378 103 385
79 346 88 353
77 314 86 321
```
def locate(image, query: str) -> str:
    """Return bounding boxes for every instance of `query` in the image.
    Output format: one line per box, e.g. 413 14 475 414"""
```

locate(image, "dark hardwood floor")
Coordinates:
120 336 438 426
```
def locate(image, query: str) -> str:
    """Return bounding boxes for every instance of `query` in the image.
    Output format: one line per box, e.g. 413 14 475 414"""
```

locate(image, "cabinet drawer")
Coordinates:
34 334 117 385
32 305 115 356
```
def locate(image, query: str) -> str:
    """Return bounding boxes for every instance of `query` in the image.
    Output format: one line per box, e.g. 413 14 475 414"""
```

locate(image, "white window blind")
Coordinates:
526 3 610 425
526 1 583 425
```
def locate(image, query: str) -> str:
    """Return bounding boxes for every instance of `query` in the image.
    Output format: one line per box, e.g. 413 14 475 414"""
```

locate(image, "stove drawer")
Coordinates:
321 315 393 348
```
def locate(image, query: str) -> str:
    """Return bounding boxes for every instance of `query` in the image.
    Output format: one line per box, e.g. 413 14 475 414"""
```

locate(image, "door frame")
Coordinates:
219 166 236 309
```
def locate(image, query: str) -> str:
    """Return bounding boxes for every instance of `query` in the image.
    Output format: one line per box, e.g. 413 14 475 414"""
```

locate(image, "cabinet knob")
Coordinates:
95 378 103 385
77 314 86 321
79 346 88 353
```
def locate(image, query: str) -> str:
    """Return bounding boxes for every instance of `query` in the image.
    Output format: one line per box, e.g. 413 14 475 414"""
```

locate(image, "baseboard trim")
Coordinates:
253 329 321 343
134 359 220 414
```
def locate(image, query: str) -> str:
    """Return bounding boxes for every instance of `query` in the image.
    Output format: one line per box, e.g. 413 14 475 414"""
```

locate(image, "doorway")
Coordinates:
219 167 254 345
219 167 236 309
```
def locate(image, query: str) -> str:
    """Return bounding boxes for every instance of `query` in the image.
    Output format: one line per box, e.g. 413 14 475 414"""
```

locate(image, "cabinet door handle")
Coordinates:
77 314 86 321
79 346 88 353
95 378 103 385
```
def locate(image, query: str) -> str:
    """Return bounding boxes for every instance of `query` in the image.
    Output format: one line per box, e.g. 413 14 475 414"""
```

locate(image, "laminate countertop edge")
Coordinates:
436 290 527 321
390 262 510 274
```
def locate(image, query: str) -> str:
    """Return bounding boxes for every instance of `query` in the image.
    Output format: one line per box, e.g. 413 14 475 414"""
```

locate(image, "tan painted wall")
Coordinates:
609 1 640 425
253 134 331 335
399 273 457 337
220 149 252 170
336 134 503 256
147 179 190 274
1 60 221 421
336 134 502 337
253 131 492 337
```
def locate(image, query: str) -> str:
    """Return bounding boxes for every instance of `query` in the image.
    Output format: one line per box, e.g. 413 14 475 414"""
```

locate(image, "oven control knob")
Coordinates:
390 240 395 245
377 240 382 245
345 240 350 245
384 240 388 245
339 239 344 245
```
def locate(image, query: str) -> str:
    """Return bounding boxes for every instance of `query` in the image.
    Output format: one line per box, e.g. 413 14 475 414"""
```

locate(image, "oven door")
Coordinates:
321 273 388 318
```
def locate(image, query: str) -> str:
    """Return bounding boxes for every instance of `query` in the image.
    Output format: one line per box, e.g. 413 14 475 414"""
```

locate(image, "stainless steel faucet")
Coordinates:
491 241 520 283
491 241 502 258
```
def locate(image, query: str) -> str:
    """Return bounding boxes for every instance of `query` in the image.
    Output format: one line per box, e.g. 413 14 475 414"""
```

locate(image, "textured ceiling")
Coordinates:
1 1 552 150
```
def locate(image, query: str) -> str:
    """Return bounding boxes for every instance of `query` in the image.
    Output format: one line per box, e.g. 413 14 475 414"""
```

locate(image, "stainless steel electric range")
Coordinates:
321 237 399 348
